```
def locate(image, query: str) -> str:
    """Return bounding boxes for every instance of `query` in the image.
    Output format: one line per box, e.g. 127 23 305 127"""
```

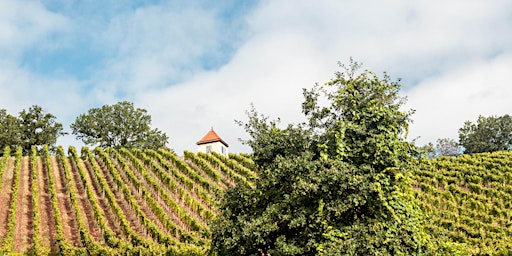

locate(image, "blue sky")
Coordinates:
1 0 512 153
24 1 255 79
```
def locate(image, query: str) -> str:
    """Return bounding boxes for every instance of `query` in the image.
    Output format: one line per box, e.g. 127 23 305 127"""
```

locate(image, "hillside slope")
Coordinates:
0 146 256 255
415 150 512 254
2 144 511 254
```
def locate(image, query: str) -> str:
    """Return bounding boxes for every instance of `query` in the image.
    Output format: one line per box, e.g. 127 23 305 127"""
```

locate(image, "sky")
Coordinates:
1 0 511 153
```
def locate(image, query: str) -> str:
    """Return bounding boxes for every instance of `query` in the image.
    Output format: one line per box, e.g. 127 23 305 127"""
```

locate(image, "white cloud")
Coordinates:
137 0 512 153
0 0 77 118
2 0 512 154
1 1 248 150
0 61 87 122
90 3 240 96
406 54 512 146
135 16 340 153
0 0 69 58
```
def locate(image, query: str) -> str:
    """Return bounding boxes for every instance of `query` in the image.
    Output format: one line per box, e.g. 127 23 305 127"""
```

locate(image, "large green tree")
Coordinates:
2 106 66 153
71 101 168 149
458 114 512 154
0 109 22 150
18 105 66 153
210 61 431 255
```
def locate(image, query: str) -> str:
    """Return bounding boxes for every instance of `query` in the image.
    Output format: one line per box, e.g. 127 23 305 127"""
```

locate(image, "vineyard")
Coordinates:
415 150 512 254
0 145 256 255
2 143 512 255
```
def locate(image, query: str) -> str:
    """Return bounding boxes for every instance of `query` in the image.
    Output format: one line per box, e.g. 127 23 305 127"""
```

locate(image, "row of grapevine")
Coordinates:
134 149 213 211
198 151 252 187
157 148 221 193
130 149 215 221
116 148 210 239
43 145 77 254
0 147 21 252
82 147 164 251
0 145 11 249
68 146 130 250
184 150 223 183
56 146 117 255
94 147 206 254
415 151 512 254
0 145 253 254
95 148 210 254
228 152 257 171
29 146 46 255
135 149 211 205
212 151 257 181
0 146 10 191
107 148 207 245
96 146 180 246
70 147 172 255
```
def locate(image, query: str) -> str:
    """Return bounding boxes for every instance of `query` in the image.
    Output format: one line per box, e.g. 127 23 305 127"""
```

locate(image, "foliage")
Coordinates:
0 110 22 150
71 101 168 149
211 60 431 255
3 141 512 254
0 143 254 254
435 138 461 157
0 146 22 253
29 145 47 255
43 145 76 253
459 114 512 154
0 106 65 153
302 60 415 169
420 138 461 159
19 106 66 154
414 150 512 254
419 142 436 159
158 148 220 193
0 146 10 188
122 148 211 238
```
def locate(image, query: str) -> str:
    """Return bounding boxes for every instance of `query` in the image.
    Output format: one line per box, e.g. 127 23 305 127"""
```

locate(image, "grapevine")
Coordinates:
0 146 22 253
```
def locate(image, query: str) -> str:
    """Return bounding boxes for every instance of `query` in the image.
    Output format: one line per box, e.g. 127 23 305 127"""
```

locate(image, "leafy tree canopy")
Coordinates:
19 105 66 153
435 138 461 157
211 60 431 255
0 109 22 150
0 106 65 153
419 138 461 159
458 114 512 154
71 101 168 149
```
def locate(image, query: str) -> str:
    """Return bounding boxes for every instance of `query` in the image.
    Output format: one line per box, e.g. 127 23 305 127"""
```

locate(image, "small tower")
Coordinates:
196 128 229 156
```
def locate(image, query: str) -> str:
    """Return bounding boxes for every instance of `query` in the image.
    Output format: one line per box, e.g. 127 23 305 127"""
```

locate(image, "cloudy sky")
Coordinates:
1 0 511 153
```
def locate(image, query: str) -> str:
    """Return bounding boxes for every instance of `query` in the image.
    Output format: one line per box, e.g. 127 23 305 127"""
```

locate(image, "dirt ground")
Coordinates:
14 157 34 252
50 156 81 246
0 158 14 242
38 156 56 251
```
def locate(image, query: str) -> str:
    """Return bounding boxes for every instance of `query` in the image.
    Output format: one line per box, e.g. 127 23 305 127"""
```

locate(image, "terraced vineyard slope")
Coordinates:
0 146 256 255
415 150 512 254
5 143 510 254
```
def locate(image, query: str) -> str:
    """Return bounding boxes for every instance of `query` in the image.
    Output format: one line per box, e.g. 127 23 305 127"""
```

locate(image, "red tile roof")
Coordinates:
196 129 229 147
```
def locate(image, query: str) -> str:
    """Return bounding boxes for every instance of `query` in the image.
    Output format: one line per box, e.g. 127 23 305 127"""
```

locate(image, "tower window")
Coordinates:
206 145 212 153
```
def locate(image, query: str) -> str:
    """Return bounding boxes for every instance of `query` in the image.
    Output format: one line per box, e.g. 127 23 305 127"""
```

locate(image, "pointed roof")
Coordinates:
196 129 229 147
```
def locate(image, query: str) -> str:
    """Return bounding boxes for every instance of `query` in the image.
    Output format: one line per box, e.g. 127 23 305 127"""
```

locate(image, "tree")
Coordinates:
0 106 65 154
435 138 460 157
458 114 512 154
0 109 22 150
419 138 460 159
71 101 168 149
211 60 431 255
419 142 436 159
18 105 66 153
